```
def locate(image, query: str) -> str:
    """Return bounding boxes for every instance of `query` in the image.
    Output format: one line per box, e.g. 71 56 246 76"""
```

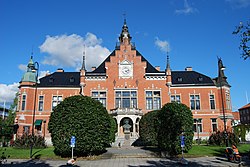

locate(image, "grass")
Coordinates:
186 144 250 157
0 147 62 160
1 144 250 159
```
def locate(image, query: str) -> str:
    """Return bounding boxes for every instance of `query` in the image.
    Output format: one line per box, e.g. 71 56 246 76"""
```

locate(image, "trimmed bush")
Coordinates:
13 134 46 148
48 95 113 157
208 131 240 146
158 102 194 156
139 110 159 146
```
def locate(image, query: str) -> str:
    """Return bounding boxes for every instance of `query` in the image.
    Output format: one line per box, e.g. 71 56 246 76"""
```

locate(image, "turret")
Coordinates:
20 56 36 85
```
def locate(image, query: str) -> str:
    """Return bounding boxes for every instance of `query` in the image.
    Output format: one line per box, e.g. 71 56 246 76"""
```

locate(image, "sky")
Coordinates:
0 0 249 111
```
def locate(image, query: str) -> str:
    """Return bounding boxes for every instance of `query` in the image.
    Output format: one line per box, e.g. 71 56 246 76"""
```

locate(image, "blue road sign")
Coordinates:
181 136 185 147
71 136 76 147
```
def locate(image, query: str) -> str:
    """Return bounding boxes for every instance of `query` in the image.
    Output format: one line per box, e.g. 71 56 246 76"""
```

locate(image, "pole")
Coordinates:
219 63 228 147
30 62 39 158
72 147 74 159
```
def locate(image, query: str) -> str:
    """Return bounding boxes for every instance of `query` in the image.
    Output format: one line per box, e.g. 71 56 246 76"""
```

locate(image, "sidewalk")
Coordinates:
4 147 250 166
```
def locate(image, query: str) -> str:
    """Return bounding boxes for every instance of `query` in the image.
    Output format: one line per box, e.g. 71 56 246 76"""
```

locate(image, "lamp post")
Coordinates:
30 61 39 158
218 60 228 147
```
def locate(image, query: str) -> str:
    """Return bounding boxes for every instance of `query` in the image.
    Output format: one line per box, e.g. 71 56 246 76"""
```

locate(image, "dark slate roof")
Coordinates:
171 71 215 86
136 51 163 73
38 72 80 87
86 51 115 75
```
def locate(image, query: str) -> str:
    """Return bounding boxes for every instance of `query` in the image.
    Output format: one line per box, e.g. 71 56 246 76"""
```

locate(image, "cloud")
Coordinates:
0 83 19 104
39 70 50 79
225 0 250 8
175 0 198 15
155 37 170 53
39 33 111 71
18 64 27 72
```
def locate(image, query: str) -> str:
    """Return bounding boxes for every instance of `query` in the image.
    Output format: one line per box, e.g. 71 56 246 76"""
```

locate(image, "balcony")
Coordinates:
110 108 143 116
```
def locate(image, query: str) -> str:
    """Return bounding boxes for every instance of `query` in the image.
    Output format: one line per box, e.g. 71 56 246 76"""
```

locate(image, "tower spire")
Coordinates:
166 45 170 70
81 45 86 71
119 16 131 44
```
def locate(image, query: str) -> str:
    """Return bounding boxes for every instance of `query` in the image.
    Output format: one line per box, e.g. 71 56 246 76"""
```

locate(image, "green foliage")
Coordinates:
109 116 117 143
48 95 112 157
157 102 194 156
233 124 250 142
13 134 46 148
139 110 159 146
233 20 250 60
208 131 240 146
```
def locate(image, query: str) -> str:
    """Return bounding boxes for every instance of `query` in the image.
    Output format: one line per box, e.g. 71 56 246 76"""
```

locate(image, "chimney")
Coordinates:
185 67 193 71
92 67 96 71
56 68 64 72
155 66 160 71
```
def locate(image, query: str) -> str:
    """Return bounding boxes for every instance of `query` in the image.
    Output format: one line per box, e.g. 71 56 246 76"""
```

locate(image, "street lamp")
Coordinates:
218 58 228 147
30 61 39 158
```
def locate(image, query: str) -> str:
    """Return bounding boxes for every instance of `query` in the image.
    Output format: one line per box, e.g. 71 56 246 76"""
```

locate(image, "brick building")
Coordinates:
16 20 234 145
239 103 250 125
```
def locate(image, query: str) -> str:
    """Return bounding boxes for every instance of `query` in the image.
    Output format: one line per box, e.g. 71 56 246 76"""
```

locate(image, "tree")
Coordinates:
157 102 193 156
139 110 159 146
233 20 250 60
48 95 113 157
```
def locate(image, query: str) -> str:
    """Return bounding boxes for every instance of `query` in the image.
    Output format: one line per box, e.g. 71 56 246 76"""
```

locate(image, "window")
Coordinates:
193 119 203 132
210 94 215 110
23 126 30 134
115 90 137 108
38 95 44 111
146 91 161 110
190 95 200 110
52 95 63 109
21 94 26 111
171 95 181 103
92 91 107 107
226 92 231 110
211 118 217 132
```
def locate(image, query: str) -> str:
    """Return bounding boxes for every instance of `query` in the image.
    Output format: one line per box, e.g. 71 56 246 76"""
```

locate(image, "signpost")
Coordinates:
180 132 188 165
70 136 76 159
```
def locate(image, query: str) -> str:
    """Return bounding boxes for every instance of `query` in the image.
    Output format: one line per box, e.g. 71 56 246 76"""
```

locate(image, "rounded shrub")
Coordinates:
157 102 194 156
48 95 113 157
139 110 159 146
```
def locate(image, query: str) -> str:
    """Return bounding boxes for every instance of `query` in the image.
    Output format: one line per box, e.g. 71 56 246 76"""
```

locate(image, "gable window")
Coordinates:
146 90 161 110
193 119 203 132
190 94 200 110
38 95 44 111
115 90 137 108
92 91 107 107
21 94 26 111
171 95 181 103
210 94 215 110
211 118 217 132
52 95 63 109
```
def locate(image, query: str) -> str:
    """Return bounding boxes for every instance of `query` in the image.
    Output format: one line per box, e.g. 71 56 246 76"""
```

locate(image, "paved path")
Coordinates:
4 147 250 167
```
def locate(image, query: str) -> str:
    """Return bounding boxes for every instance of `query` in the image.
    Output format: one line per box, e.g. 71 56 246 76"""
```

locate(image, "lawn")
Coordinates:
1 144 250 159
186 144 250 157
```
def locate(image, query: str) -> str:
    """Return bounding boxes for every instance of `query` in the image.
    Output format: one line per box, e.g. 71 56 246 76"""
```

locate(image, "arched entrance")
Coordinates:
120 117 133 134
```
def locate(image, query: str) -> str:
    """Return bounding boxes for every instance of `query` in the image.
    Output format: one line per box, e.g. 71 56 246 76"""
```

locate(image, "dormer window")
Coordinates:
49 76 54 83
177 77 183 82
70 77 75 83
198 77 203 82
